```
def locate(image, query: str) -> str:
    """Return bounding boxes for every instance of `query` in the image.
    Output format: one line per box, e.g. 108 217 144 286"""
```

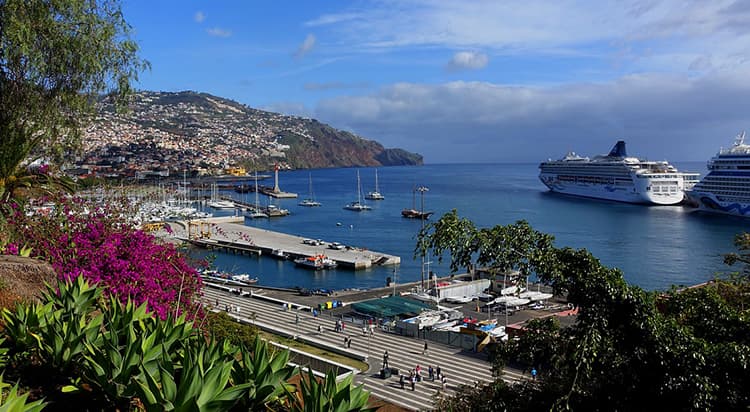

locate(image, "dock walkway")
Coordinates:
171 217 400 270
204 285 522 411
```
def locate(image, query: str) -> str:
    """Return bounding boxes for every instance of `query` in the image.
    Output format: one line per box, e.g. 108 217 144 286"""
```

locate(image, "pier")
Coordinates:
171 217 400 270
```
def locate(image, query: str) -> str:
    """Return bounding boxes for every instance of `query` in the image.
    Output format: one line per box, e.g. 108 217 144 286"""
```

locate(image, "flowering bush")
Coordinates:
4 194 203 319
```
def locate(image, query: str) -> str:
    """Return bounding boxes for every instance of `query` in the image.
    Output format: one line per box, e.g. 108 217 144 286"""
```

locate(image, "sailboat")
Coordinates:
401 185 433 219
245 171 268 219
299 173 321 207
365 169 385 200
207 183 235 209
344 170 372 211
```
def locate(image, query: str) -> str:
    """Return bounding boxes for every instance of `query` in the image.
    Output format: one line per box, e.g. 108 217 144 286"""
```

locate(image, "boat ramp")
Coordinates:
170 216 400 270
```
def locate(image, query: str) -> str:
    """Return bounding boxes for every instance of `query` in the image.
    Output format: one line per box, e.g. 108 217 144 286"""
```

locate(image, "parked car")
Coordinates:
328 242 346 250
312 288 333 296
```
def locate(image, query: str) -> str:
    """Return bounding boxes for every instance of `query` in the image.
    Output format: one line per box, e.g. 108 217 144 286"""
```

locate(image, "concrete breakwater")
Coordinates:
169 216 401 270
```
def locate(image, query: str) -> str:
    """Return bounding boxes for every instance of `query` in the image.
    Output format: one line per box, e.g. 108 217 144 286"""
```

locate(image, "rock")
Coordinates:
0 255 56 308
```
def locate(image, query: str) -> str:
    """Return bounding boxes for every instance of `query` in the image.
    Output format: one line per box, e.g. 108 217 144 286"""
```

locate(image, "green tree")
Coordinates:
426 212 750 411
0 0 147 201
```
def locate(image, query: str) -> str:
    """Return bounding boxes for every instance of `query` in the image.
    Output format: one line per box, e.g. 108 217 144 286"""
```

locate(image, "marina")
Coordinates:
184 163 749 292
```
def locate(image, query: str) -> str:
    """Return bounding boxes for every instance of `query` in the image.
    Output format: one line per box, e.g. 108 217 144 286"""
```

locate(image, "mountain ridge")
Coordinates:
82 91 422 173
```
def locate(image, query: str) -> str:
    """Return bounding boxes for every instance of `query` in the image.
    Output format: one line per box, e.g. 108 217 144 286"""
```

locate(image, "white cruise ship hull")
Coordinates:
539 174 685 205
687 191 750 217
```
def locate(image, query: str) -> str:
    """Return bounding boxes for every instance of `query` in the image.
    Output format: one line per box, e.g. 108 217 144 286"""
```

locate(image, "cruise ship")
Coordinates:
687 131 750 217
539 141 699 205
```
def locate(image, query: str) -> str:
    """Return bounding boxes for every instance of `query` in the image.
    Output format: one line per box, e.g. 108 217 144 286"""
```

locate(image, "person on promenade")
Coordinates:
318 324 323 333
399 374 405 389
369 326 374 336
410 375 416 391
383 350 390 369
441 376 447 390
344 336 348 347
428 365 434 381
423 341 428 355
531 368 537 380
347 337 352 348
436 365 442 380
362 326 367 336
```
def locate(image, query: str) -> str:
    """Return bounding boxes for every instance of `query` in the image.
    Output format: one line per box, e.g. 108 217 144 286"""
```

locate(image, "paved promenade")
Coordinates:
203 285 524 411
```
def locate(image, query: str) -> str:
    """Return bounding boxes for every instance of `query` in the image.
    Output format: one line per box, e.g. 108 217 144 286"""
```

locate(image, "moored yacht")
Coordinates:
687 131 750 217
539 141 698 205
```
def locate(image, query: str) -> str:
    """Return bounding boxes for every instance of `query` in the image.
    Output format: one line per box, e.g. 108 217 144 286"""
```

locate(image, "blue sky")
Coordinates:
123 1 750 163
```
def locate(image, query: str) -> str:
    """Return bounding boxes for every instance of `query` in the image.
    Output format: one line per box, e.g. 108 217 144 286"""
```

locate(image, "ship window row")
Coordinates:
696 182 750 191
704 190 750 197
651 186 679 193
703 177 750 183
556 175 618 184
711 165 750 170
716 195 750 202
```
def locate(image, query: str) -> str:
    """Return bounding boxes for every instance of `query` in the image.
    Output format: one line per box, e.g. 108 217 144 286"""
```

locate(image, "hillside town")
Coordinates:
72 91 312 179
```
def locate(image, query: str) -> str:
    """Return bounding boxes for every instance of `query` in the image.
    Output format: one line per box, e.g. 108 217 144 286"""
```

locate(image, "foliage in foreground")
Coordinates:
0 0 147 202
422 210 750 411
3 194 203 320
0 278 372 411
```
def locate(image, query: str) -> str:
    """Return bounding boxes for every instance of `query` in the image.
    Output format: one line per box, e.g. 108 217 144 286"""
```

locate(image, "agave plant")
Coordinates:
134 339 249 412
77 297 193 405
231 335 296 410
288 368 374 412
1 301 50 357
34 277 104 371
0 374 46 412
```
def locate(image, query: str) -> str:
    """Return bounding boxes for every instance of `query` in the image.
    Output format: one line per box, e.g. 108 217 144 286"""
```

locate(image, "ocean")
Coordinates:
196 162 750 292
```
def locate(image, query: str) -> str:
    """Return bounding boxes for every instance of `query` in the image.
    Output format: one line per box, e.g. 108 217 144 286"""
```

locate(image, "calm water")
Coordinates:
197 162 750 291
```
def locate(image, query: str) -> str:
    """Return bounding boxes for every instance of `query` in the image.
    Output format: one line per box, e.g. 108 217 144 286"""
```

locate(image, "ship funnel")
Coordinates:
608 141 627 157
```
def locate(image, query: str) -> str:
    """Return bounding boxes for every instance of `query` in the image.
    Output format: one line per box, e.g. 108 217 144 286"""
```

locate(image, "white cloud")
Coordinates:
447 51 488 71
314 71 750 163
295 34 317 58
308 0 750 75
207 27 232 38
194 11 205 23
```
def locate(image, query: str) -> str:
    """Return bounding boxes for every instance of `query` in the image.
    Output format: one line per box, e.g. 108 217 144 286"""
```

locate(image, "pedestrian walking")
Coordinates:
347 337 352 348
341 321 345 332
436 365 442 380
428 365 434 381
399 374 405 389
215 298 219 307
369 326 374 336
441 376 447 390
410 376 416 391
344 336 348 347
423 341 428 355
531 368 537 380
383 350 390 369
317 324 322 333
362 326 367 336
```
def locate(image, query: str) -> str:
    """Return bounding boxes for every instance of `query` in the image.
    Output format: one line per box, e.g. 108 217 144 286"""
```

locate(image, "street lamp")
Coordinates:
417 185 429 290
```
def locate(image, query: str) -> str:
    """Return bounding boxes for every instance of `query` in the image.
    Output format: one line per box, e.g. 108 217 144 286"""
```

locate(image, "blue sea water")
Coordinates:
198 162 750 292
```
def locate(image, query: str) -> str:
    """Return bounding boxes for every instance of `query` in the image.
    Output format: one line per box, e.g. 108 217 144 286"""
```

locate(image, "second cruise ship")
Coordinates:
687 131 750 217
539 141 698 205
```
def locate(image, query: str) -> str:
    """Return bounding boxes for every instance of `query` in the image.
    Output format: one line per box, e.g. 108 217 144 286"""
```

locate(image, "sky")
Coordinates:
122 0 750 163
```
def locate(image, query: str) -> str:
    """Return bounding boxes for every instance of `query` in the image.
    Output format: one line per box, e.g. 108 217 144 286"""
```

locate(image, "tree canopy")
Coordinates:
422 211 750 411
0 0 147 200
